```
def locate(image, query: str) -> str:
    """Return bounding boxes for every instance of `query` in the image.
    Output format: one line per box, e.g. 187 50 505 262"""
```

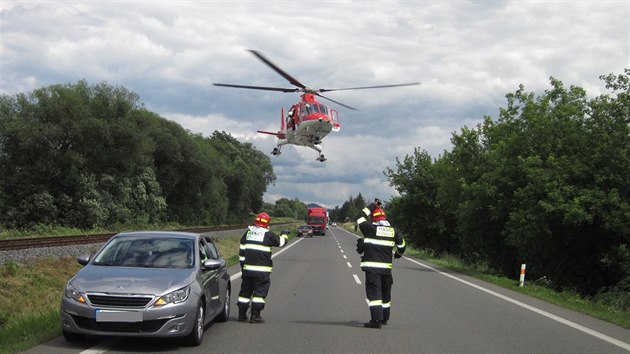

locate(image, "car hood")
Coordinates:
70 265 196 295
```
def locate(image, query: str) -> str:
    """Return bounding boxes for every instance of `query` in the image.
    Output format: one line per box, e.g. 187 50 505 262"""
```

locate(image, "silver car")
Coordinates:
60 231 231 346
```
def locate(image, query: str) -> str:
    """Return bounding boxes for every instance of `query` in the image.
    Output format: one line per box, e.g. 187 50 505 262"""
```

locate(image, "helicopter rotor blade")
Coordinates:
213 83 299 93
316 93 358 111
318 82 420 93
248 49 307 89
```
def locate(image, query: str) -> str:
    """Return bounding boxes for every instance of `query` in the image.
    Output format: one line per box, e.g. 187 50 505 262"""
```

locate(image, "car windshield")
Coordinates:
93 236 194 269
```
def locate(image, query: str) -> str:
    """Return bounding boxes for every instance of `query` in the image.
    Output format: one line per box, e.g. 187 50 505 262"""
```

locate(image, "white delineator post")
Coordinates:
519 264 526 287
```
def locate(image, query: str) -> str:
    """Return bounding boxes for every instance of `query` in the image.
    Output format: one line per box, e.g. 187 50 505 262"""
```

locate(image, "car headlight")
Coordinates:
65 284 86 303
154 286 190 307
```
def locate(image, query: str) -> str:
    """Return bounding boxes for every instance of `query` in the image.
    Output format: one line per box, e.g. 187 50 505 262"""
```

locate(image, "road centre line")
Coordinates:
353 274 362 284
337 226 629 351
346 262 352 268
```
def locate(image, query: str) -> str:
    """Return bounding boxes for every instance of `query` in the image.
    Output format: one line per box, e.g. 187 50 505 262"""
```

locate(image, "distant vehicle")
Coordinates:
60 231 231 347
297 225 314 238
307 207 328 235
331 222 337 227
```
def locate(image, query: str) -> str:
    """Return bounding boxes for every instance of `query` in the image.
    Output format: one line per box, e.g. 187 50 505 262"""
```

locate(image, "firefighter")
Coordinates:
356 199 406 329
237 212 288 323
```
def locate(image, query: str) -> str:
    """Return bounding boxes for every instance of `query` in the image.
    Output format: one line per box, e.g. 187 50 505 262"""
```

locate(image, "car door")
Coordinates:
199 237 222 318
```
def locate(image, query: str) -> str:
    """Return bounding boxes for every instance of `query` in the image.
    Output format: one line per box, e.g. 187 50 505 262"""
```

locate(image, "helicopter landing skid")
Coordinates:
271 147 282 156
310 144 326 162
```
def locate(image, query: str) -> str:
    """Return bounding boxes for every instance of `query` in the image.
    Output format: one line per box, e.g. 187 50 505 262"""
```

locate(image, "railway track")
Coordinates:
0 225 252 251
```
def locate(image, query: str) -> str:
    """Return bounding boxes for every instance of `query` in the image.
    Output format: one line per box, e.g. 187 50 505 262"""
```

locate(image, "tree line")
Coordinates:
385 70 629 299
0 80 275 229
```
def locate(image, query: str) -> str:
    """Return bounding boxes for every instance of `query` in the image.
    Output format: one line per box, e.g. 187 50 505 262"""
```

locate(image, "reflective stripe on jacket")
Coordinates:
356 205 406 274
239 225 288 276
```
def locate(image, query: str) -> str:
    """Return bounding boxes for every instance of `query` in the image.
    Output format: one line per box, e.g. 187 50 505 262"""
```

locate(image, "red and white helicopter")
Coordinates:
213 50 418 162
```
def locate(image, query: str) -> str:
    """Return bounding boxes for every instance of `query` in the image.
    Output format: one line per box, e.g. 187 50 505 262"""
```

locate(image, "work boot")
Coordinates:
381 320 388 325
250 309 265 324
363 320 381 329
237 307 248 322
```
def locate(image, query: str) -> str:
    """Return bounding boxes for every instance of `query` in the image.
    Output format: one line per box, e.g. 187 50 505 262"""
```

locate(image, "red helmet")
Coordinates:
254 212 270 227
372 207 387 222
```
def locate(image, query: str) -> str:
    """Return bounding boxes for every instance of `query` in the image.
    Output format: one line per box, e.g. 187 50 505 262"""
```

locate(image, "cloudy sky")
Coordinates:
1 1 628 209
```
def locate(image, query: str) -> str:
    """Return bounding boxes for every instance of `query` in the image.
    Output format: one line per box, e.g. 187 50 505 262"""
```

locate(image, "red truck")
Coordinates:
306 207 328 236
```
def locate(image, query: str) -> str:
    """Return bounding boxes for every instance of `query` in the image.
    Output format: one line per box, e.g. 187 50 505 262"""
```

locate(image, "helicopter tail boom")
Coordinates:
257 130 280 136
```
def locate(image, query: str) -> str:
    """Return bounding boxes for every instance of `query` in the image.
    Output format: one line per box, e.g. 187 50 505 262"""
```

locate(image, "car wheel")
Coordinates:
184 301 204 346
216 285 230 322
62 330 85 342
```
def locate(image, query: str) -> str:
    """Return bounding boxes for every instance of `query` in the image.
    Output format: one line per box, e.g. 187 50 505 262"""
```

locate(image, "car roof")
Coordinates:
114 231 201 240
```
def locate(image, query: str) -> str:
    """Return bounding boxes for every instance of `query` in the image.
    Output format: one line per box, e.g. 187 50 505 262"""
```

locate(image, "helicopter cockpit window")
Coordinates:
303 104 313 115
318 105 329 115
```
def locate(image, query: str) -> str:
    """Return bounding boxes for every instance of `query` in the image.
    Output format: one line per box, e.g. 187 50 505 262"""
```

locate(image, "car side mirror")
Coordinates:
77 254 90 266
202 258 224 270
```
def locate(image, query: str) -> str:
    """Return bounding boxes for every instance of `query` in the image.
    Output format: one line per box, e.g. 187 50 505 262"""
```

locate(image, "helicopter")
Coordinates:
213 50 419 162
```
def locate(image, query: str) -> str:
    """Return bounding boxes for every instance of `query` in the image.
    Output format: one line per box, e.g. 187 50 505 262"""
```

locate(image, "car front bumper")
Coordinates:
60 296 198 337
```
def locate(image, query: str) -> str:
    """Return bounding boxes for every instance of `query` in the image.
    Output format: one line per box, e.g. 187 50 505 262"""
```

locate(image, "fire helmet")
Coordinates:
254 212 270 227
372 207 387 222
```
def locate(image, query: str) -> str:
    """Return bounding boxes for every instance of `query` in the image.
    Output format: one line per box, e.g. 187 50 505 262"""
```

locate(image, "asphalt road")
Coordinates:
27 226 630 353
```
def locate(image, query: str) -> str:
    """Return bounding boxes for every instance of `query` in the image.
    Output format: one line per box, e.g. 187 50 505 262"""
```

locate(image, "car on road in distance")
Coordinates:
297 225 314 237
60 231 231 347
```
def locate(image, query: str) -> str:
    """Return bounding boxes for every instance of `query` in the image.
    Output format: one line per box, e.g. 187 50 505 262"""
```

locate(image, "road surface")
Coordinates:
26 226 630 353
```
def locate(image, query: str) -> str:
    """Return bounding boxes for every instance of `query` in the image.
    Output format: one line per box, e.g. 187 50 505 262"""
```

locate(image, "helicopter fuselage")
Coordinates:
213 49 418 161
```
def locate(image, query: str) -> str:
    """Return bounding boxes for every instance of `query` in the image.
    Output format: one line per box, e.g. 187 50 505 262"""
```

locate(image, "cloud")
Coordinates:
1 0 627 209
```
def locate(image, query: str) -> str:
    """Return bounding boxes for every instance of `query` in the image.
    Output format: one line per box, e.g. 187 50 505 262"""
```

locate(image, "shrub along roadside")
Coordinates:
0 223 297 354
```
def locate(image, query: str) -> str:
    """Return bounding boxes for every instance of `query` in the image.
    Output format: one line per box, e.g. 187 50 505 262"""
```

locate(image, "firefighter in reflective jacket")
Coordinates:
356 200 406 329
237 212 288 323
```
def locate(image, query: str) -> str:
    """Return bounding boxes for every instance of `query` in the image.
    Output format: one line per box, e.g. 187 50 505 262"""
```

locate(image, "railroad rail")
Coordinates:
0 225 253 251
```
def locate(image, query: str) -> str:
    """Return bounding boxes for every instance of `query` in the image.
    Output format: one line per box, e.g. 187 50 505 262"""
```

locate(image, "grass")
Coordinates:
0 257 84 354
340 222 630 329
0 221 300 353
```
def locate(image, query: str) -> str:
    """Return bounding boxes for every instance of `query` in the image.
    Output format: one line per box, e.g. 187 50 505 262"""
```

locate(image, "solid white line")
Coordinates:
230 237 304 282
353 274 362 284
79 338 120 354
346 262 352 268
403 256 630 351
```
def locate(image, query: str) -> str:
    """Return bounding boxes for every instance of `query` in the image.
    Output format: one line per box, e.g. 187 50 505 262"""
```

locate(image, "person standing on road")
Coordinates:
356 199 406 329
237 212 288 323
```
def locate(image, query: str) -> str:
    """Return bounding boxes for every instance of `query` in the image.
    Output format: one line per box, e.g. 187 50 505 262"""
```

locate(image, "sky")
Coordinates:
1 1 628 209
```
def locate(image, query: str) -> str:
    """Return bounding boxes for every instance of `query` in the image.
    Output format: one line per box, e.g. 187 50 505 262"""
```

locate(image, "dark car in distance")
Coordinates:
297 225 314 237
60 231 231 346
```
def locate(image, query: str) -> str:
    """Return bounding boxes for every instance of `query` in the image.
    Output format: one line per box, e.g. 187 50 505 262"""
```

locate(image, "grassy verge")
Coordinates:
340 222 630 329
0 221 300 353
0 257 84 354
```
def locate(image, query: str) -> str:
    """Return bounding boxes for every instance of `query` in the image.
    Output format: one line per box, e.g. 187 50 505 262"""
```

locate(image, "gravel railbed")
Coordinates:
0 228 246 265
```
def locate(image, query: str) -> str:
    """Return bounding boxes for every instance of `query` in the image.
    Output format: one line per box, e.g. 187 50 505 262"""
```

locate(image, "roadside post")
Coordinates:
519 263 527 287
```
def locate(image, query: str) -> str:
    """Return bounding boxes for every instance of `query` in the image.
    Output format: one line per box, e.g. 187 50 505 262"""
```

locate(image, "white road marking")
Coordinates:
230 237 304 282
404 256 630 351
79 338 120 354
343 255 347 259
353 274 362 284
346 262 352 268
